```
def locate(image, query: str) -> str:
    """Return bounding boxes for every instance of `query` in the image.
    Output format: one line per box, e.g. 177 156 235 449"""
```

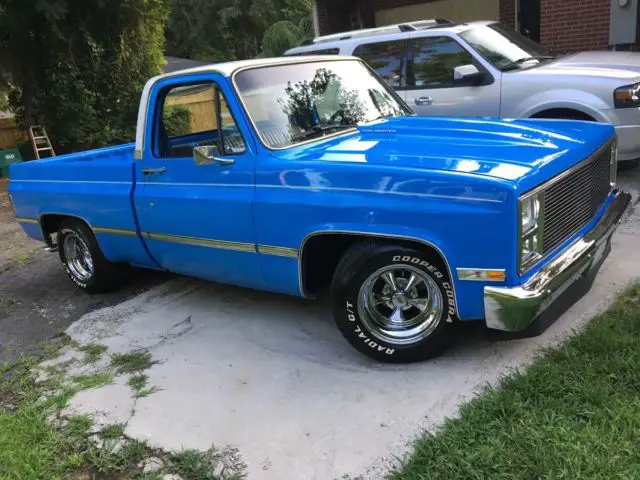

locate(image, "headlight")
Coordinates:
614 83 640 108
521 195 540 236
519 191 544 273
610 138 618 187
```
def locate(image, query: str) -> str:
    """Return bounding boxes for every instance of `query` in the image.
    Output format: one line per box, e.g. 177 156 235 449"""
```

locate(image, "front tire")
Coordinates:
331 242 457 363
57 219 125 293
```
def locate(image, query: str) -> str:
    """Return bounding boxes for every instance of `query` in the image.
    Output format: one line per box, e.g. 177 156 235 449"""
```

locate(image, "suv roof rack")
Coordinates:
309 18 453 45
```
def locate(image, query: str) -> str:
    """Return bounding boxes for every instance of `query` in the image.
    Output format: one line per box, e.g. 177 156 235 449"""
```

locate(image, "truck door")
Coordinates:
134 73 264 290
404 35 501 117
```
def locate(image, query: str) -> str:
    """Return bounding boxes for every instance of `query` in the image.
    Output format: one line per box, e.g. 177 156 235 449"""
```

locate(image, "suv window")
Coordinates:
408 36 474 88
157 83 245 158
352 40 407 88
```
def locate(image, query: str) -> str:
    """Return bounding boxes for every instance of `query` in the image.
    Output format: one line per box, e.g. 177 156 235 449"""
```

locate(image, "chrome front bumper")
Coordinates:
484 190 631 332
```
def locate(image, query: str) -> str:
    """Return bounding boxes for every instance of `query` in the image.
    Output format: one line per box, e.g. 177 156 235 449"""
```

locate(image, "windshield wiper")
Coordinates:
502 55 555 70
291 124 358 142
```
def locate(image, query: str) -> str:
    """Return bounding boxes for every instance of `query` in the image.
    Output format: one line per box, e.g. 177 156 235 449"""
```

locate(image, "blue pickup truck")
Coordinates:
9 56 631 362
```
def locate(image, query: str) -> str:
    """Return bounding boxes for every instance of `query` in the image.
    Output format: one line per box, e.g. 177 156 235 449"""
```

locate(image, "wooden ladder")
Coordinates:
29 125 56 159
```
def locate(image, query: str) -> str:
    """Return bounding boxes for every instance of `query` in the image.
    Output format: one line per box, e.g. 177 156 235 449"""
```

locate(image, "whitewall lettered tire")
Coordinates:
57 219 125 293
331 242 457 363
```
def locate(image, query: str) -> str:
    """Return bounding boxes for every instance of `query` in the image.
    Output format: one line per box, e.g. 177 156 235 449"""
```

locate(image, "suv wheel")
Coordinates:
331 242 456 362
618 159 639 171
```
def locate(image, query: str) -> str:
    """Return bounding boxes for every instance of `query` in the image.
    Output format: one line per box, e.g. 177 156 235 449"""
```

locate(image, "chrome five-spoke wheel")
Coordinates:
358 264 443 345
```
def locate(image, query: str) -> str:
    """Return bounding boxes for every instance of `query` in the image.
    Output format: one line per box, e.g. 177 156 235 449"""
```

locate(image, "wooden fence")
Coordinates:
165 84 233 133
0 117 26 150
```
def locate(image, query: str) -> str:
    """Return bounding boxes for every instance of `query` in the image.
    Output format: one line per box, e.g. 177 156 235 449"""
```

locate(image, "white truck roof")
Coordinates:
134 55 359 159
150 55 348 81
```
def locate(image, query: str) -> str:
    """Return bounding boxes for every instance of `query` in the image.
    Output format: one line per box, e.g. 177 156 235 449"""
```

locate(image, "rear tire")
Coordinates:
330 242 457 363
57 219 125 293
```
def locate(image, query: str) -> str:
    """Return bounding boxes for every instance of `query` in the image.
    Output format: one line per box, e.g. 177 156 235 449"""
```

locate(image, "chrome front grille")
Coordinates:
542 142 612 255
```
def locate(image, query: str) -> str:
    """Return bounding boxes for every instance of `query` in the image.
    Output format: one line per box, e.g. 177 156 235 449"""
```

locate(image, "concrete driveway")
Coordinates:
59 170 640 479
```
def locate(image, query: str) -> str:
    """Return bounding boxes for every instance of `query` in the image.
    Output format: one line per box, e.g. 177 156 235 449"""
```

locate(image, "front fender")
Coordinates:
506 89 612 123
299 223 450 260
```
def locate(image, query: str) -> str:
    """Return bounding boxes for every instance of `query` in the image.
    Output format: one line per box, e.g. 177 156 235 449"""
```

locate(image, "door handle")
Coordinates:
414 96 434 106
210 156 235 166
142 167 167 176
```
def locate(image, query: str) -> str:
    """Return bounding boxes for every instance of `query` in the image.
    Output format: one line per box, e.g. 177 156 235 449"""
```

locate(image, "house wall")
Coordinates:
499 0 516 29
316 0 512 34
373 0 499 26
315 0 617 53
540 0 610 52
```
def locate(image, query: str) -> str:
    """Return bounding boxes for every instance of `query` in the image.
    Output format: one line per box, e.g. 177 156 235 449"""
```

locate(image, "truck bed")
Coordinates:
8 143 154 269
9 143 135 181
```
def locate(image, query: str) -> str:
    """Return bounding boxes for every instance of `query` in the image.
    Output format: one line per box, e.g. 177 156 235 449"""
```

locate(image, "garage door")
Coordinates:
375 0 500 26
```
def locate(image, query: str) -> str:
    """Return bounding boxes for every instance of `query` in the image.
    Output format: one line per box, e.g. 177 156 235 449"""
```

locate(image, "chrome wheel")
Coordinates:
63 233 94 282
357 264 443 345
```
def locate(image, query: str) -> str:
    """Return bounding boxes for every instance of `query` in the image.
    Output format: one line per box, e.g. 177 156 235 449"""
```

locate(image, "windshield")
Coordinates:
233 60 412 149
459 23 553 71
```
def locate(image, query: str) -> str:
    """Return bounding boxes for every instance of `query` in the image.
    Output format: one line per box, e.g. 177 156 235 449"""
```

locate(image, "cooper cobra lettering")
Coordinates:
392 255 443 279
392 255 455 321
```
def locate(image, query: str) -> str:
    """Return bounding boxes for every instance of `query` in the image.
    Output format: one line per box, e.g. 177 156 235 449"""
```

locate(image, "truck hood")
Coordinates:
277 116 615 192
530 51 640 81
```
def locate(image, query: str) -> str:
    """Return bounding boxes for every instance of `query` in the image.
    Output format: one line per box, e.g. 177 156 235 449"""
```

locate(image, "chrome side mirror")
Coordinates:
453 64 485 86
193 145 234 166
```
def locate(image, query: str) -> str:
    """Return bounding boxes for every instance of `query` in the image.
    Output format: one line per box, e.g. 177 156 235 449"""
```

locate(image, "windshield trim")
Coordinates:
230 57 413 151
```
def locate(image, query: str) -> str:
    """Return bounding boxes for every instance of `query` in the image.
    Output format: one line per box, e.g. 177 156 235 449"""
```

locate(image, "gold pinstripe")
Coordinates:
258 245 299 258
93 227 138 237
22 217 297 258
145 232 257 253
15 217 39 224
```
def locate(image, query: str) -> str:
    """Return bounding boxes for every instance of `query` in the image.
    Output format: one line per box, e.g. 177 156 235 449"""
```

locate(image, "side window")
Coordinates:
156 82 245 158
353 40 407 88
409 37 475 88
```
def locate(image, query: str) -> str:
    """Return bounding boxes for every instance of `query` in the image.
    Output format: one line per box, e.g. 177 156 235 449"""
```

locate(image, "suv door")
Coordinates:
405 35 501 117
352 39 409 102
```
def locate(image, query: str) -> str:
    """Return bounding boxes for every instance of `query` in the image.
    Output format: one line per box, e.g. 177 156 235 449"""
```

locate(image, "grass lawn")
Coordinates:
390 283 640 480
0 347 243 479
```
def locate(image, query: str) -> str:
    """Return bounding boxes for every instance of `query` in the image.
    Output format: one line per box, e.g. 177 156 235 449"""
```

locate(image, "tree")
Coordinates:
262 20 302 57
0 0 170 153
278 68 367 131
166 0 312 61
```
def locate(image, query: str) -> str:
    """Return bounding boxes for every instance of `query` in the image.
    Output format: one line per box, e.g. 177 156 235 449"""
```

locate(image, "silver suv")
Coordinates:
285 20 640 166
